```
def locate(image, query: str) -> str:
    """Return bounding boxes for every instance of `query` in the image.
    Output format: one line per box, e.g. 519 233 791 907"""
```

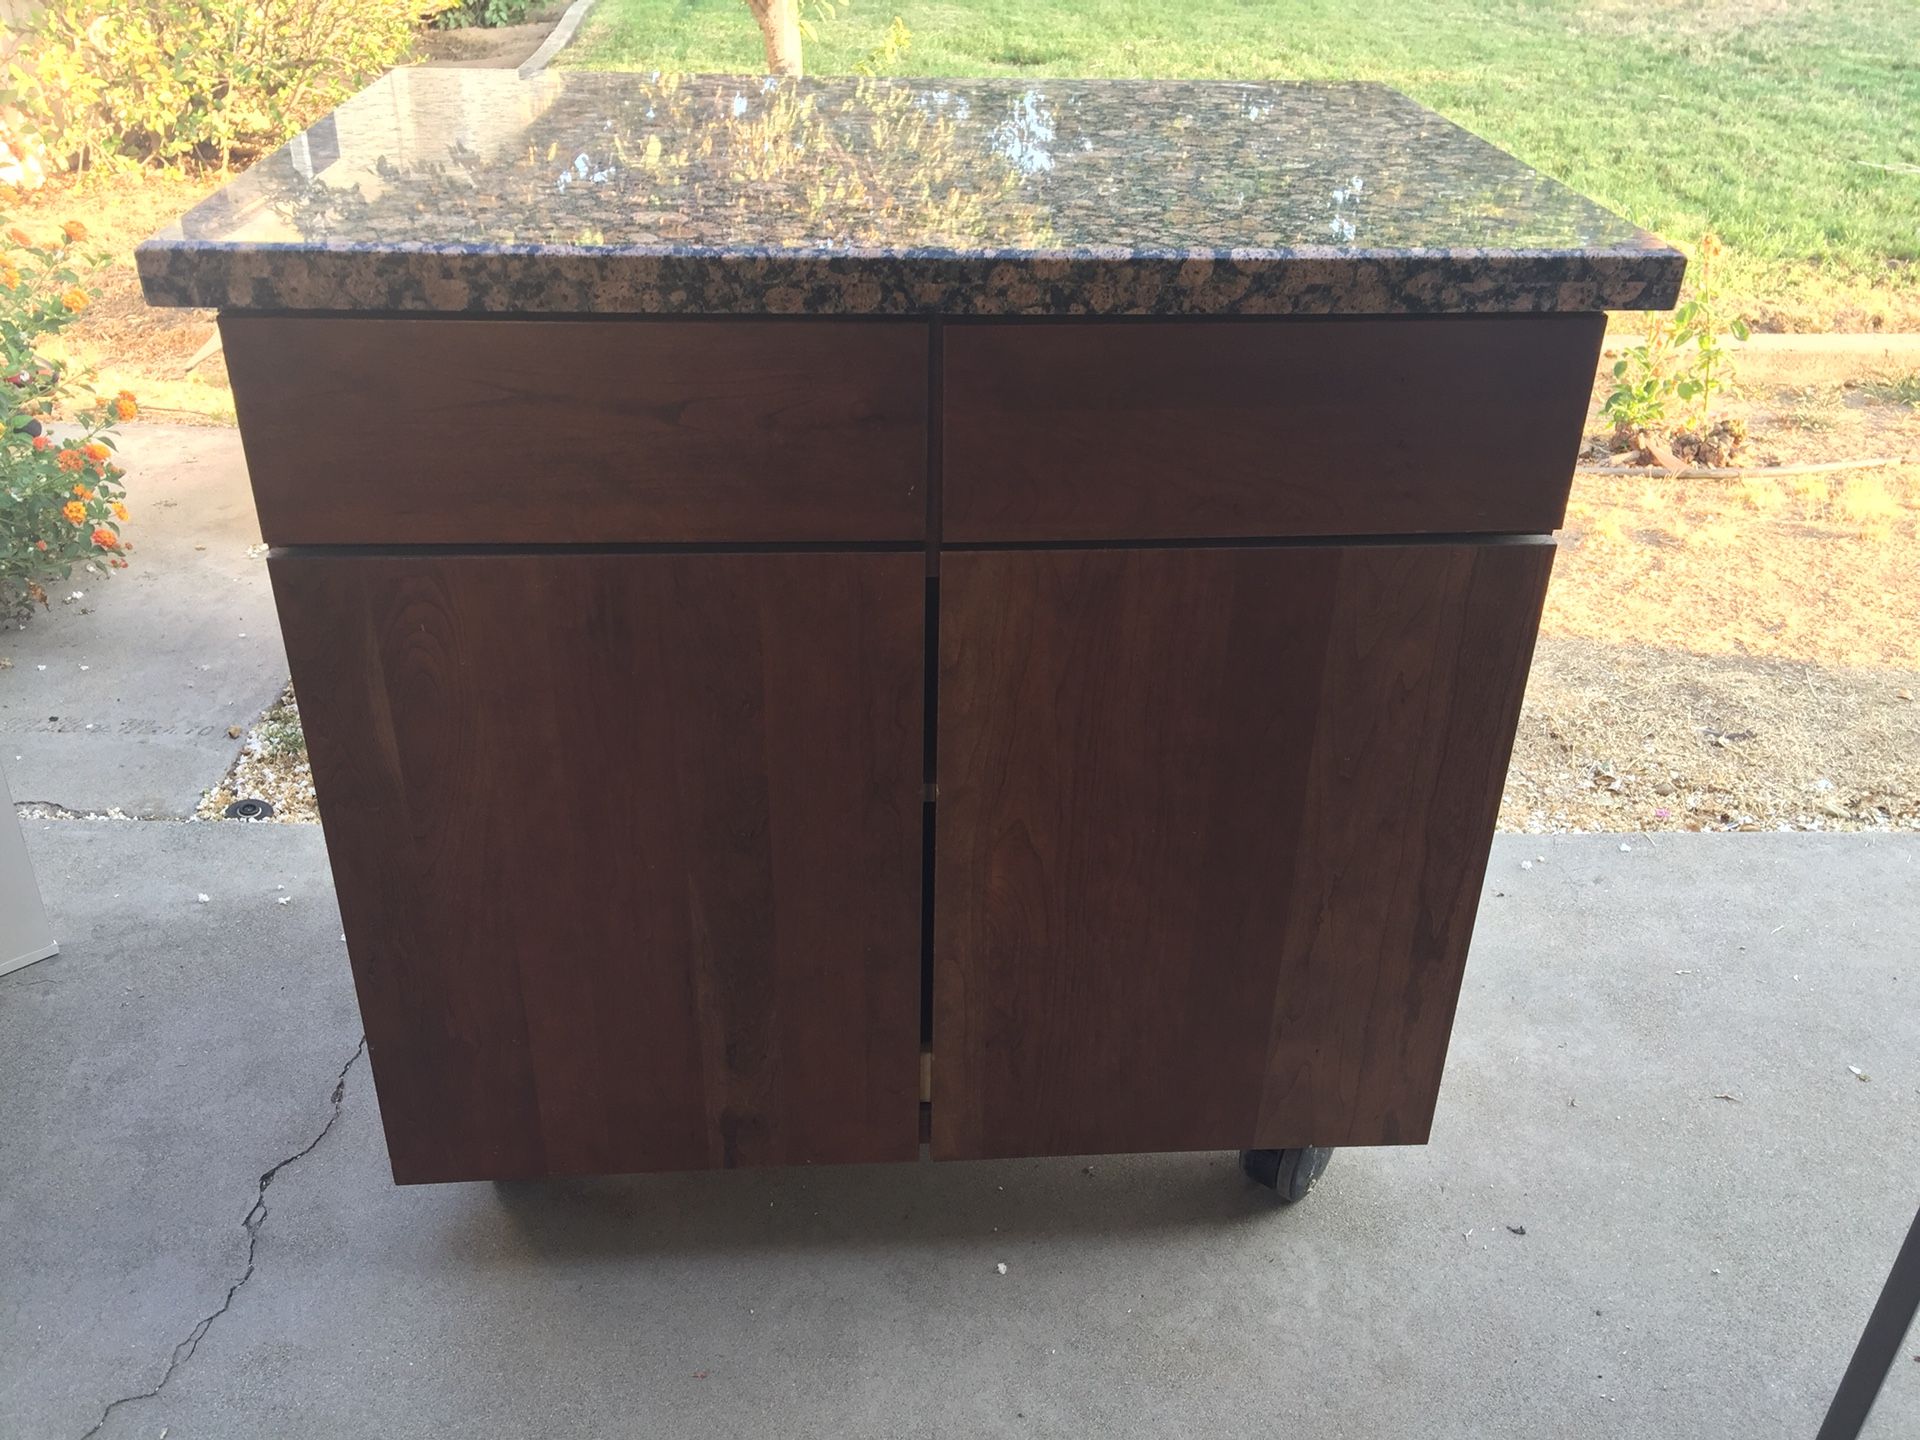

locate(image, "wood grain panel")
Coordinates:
931 540 1553 1160
942 316 1603 541
272 550 925 1182
225 317 927 544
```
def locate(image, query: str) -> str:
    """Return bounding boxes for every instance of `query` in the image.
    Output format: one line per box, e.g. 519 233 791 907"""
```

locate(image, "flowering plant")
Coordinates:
1 214 134 618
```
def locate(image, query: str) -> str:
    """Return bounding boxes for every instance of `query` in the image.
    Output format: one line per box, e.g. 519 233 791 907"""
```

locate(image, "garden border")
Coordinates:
517 0 603 77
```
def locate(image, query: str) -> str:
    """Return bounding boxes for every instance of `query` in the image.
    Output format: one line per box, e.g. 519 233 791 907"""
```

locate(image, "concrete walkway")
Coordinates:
2 824 1915 1439
0 424 287 817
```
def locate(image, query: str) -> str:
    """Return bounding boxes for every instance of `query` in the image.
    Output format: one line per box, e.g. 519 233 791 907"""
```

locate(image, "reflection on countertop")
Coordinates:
138 68 1684 315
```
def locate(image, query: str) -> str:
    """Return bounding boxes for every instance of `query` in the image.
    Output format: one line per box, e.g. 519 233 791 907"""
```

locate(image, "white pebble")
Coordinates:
995 1262 1007 1275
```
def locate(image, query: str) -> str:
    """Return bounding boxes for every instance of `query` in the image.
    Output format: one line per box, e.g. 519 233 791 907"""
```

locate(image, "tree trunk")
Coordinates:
748 0 803 77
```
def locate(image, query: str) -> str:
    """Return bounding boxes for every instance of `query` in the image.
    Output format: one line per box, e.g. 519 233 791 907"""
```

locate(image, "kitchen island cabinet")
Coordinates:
141 69 1682 1189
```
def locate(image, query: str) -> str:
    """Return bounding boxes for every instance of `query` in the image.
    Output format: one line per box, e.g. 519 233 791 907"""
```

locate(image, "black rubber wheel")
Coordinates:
1240 1146 1334 1204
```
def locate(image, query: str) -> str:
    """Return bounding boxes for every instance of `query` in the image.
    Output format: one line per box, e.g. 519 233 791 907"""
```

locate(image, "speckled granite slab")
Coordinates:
139 69 1683 316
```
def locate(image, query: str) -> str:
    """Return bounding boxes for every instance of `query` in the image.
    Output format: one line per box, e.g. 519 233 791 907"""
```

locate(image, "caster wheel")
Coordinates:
1240 1146 1333 1204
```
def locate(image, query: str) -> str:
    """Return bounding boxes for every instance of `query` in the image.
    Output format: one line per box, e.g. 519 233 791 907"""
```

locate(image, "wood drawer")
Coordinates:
224 317 928 545
941 315 1604 542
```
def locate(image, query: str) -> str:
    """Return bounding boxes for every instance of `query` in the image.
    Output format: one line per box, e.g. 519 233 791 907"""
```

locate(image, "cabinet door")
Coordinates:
273 551 924 1183
933 541 1552 1160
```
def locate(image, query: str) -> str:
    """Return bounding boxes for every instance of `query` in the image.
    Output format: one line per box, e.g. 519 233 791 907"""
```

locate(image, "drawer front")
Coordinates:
942 315 1603 542
224 317 928 544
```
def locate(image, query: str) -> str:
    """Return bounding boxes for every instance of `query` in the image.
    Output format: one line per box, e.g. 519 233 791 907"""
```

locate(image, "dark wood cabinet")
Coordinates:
942 316 1604 541
223 316 929 545
235 316 1592 1183
931 541 1552 1159
271 549 925 1182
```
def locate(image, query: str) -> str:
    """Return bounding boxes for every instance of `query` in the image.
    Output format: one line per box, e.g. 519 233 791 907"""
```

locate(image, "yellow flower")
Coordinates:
62 500 87 525
113 391 138 421
61 286 88 311
112 501 128 521
83 441 109 462
0 264 17 291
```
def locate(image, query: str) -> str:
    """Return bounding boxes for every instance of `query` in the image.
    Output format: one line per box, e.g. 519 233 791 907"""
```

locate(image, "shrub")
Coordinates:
433 0 536 29
4 0 423 173
1604 233 1750 435
1 216 134 618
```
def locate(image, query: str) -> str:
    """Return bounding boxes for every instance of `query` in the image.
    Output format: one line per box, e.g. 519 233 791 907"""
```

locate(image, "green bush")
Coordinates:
1 216 134 618
4 0 423 172
433 0 536 29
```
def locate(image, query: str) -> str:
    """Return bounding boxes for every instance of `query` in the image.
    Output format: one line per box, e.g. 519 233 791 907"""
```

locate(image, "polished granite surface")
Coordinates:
139 69 1683 315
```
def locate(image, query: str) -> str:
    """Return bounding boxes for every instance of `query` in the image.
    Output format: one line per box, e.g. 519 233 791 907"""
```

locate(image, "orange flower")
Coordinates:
61 219 88 242
83 441 109 462
114 391 138 421
72 483 95 500
31 434 49 450
61 286 88 311
112 501 128 521
56 448 85 471
6 226 30 246
0 264 16 291
62 500 86 525
91 526 118 549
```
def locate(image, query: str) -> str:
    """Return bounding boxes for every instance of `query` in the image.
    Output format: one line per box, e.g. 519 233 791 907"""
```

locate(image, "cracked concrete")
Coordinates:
0 424 287 817
78 1036 365 1440
0 820 359 1437
2 823 1917 1439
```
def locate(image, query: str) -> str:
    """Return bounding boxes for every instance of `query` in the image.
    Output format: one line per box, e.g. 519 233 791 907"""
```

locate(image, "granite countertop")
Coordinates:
138 69 1683 316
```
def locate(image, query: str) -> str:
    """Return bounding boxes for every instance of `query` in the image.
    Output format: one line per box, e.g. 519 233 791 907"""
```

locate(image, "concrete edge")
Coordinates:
517 0 603 78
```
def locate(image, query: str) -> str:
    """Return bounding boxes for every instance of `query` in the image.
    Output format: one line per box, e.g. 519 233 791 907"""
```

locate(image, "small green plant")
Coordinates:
254 694 307 760
1605 233 1750 435
5 0 424 172
853 14 913 76
433 0 536 29
1 216 134 618
1860 368 1920 408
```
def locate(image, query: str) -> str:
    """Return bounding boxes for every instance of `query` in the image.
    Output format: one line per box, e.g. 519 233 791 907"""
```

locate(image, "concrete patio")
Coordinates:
3 819 1915 1439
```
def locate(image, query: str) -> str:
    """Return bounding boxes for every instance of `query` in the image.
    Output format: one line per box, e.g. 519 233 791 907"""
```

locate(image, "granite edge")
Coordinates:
136 243 1687 315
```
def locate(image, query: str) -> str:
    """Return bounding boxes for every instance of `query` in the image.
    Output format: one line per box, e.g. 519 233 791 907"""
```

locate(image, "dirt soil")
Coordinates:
12 170 233 423
1505 370 1919 834
416 0 572 70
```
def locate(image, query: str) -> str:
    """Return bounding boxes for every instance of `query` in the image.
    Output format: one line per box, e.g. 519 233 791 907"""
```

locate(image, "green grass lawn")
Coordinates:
563 0 1920 329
